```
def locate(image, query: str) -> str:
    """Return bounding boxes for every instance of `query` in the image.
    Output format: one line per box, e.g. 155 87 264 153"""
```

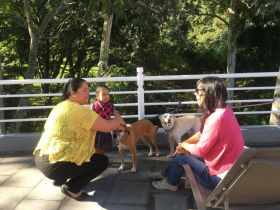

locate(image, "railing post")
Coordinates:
0 56 4 137
269 66 280 125
137 67 145 119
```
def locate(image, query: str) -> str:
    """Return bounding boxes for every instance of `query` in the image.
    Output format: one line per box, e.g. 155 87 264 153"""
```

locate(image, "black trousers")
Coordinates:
35 153 109 193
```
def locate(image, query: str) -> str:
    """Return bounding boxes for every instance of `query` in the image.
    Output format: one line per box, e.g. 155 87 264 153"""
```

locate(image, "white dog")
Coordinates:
159 113 201 157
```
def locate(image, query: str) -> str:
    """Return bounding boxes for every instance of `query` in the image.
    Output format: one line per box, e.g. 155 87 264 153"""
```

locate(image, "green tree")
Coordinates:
11 0 72 132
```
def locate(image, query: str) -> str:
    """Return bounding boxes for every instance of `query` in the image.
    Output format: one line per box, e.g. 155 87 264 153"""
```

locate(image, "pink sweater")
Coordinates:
187 106 244 176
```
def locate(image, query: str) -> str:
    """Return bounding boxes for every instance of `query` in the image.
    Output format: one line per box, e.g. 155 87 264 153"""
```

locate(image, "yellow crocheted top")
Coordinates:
34 100 98 165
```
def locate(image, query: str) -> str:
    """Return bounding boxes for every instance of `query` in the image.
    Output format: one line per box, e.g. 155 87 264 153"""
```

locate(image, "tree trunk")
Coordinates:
0 56 4 135
269 67 280 125
13 0 69 132
98 11 114 77
226 0 238 100
12 0 39 132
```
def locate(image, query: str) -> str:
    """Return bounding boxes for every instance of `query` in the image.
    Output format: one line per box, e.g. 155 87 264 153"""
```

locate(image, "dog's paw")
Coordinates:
147 152 153 157
166 154 173 158
131 168 136 173
155 152 160 157
118 165 125 171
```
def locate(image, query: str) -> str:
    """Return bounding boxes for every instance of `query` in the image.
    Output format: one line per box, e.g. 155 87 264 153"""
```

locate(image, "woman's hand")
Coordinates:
115 116 126 128
92 116 126 132
172 143 187 156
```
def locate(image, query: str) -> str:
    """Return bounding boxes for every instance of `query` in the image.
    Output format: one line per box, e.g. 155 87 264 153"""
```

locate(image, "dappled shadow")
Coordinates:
77 155 191 210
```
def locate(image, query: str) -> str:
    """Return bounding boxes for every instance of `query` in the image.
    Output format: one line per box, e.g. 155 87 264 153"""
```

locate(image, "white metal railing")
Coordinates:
0 67 280 135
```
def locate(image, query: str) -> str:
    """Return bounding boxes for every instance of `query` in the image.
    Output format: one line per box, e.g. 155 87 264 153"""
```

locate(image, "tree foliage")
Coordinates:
0 0 280 131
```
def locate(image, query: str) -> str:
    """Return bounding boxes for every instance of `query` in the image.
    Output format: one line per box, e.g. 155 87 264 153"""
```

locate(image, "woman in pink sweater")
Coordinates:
150 76 244 191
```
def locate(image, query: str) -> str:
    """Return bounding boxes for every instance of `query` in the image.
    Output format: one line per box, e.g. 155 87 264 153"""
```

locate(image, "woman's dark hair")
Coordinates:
62 78 86 100
197 76 228 131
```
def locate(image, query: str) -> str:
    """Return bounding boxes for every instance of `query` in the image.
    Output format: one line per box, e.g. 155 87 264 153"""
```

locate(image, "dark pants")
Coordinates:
95 131 112 150
35 153 109 193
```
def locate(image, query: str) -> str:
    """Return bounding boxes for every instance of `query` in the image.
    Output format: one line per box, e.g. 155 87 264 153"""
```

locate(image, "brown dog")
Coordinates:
116 119 159 173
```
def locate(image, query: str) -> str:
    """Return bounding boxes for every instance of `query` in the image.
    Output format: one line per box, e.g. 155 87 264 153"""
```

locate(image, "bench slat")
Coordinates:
183 164 211 210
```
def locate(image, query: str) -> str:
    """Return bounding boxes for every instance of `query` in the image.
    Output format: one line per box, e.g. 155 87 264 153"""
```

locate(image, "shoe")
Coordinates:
61 184 89 201
152 179 178 191
147 171 165 180
52 179 66 186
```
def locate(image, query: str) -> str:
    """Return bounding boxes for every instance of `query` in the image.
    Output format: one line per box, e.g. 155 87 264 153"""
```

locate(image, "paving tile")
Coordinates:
27 177 65 200
115 156 171 183
82 168 117 203
102 204 147 210
0 157 33 176
107 180 150 205
3 167 44 187
0 186 32 210
0 175 9 184
116 169 152 181
59 198 103 210
14 199 60 210
154 193 190 210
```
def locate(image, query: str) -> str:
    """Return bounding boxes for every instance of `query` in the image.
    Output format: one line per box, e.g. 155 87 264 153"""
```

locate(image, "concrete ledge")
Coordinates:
0 133 40 156
0 129 170 156
241 125 280 147
1 126 280 156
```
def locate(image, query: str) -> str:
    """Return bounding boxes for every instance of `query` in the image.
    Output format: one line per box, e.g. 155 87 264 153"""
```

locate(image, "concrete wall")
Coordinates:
1 126 280 156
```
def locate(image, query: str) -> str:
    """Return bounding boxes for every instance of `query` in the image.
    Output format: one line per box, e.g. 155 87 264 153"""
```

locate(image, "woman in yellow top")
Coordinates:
34 78 125 201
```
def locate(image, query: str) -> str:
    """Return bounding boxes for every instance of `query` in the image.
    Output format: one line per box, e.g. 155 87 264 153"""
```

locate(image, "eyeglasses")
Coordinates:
194 88 205 94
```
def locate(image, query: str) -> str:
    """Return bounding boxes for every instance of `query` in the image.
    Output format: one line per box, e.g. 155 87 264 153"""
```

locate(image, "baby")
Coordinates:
91 84 121 154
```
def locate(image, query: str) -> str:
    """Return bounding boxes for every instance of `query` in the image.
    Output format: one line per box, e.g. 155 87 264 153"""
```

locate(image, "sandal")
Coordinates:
61 184 89 201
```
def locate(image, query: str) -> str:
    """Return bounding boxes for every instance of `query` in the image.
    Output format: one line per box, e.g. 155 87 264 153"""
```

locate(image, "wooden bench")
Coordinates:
183 147 280 210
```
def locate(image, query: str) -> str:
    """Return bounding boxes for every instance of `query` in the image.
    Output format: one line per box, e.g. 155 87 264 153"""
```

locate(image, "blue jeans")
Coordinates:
162 153 221 190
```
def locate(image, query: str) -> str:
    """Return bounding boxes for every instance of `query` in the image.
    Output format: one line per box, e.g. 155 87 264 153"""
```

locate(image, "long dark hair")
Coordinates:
62 78 86 100
197 76 228 131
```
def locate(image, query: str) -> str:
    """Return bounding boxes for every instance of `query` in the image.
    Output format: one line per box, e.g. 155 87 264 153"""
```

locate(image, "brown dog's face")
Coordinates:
116 124 131 142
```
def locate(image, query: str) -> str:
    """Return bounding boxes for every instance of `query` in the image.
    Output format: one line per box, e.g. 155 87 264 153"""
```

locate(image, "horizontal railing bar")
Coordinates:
144 72 280 81
1 86 279 98
0 103 139 111
144 86 280 94
0 91 138 98
0 77 137 85
229 86 280 91
143 110 280 119
0 106 53 111
0 114 139 122
0 93 62 98
144 98 278 106
234 111 280 115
